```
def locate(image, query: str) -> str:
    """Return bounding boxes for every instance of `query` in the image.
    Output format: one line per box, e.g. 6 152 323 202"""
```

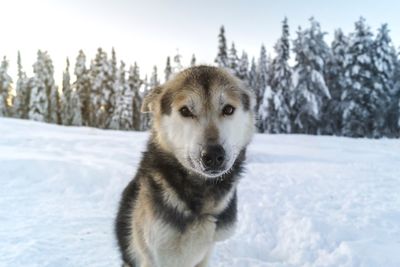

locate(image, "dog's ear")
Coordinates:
141 86 163 113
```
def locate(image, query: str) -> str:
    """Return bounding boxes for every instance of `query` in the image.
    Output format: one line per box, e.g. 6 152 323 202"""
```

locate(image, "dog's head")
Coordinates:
142 65 255 178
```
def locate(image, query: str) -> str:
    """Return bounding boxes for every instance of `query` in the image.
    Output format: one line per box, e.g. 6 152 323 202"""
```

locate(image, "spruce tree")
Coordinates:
324 29 348 135
128 62 142 130
90 48 115 128
14 51 30 119
29 50 59 123
46 54 60 124
69 87 82 126
228 42 239 75
29 51 48 122
190 54 197 67
73 50 91 126
292 19 331 134
110 61 133 130
265 17 292 133
0 56 12 117
371 24 395 137
140 75 151 130
237 51 249 81
173 50 183 73
60 58 72 125
165 56 172 82
391 50 400 137
248 57 258 95
215 26 228 68
341 17 375 137
256 45 269 114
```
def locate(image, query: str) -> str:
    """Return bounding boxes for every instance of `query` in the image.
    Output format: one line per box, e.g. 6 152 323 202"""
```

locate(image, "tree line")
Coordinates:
0 17 399 138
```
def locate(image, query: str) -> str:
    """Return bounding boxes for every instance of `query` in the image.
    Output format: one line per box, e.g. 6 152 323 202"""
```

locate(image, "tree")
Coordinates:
110 61 133 130
73 50 91 126
264 17 292 133
215 26 228 68
29 50 59 123
228 42 239 75
164 56 172 82
341 17 375 137
292 19 331 134
371 24 396 137
0 56 12 117
69 87 82 126
323 29 348 135
248 57 258 95
13 51 30 119
60 58 72 125
128 62 142 130
173 50 183 73
140 75 150 130
89 48 115 128
237 51 249 81
190 54 197 67
391 50 400 137
256 45 269 114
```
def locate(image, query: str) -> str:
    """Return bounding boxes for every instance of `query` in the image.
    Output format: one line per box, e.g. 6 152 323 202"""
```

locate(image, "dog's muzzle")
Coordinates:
200 144 226 172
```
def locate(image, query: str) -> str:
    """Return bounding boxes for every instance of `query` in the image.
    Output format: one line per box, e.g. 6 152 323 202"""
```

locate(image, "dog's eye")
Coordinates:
179 106 194 118
222 105 235 116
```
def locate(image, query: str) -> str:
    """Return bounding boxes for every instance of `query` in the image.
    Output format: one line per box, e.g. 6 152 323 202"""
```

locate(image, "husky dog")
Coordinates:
115 65 255 267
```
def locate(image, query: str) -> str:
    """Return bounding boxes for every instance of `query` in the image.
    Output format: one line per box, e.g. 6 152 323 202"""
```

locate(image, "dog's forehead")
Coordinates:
159 66 252 115
168 67 245 105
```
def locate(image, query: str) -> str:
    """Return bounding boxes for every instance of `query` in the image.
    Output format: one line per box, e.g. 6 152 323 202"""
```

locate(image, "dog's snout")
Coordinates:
201 145 225 170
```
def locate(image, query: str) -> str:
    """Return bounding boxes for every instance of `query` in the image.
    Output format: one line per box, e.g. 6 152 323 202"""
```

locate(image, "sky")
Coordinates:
1 0 400 84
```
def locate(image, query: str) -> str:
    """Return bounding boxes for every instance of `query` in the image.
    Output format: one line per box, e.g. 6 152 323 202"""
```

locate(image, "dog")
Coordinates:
115 65 255 267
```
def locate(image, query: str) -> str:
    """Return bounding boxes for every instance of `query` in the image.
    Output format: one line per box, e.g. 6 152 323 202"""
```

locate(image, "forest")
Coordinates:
0 17 399 138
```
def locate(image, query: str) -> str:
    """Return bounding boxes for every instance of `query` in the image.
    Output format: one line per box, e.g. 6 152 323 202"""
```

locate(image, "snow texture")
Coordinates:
1 118 400 267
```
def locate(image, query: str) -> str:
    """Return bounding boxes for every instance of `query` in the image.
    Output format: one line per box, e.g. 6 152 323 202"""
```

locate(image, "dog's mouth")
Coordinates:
187 156 232 178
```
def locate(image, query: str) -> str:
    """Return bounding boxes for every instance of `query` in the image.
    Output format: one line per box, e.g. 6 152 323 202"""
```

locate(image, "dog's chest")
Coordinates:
146 214 217 267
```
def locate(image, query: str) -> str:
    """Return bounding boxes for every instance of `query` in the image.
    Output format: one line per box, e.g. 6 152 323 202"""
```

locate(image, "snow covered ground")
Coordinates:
1 117 400 267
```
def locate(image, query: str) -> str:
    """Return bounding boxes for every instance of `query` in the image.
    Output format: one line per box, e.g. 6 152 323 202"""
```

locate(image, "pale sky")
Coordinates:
1 0 400 84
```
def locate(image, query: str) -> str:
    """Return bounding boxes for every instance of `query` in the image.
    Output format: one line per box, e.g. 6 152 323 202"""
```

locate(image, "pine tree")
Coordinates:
140 75 151 130
0 56 12 117
371 24 395 137
256 45 269 114
248 57 258 94
13 52 30 119
60 58 72 125
29 52 48 122
263 17 292 133
324 29 348 135
292 19 331 134
46 55 60 124
90 48 115 128
165 56 172 82
341 17 375 137
110 61 133 130
128 62 142 131
228 42 239 75
73 50 91 126
215 26 228 68
190 54 197 67
391 50 400 137
237 51 249 81
69 87 82 126
173 50 183 73
29 50 59 123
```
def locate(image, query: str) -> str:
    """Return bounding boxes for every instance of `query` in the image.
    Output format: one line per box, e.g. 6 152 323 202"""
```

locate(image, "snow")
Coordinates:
1 118 400 267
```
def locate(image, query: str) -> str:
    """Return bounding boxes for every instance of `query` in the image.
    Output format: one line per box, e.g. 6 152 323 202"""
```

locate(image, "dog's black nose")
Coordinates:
201 145 225 170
